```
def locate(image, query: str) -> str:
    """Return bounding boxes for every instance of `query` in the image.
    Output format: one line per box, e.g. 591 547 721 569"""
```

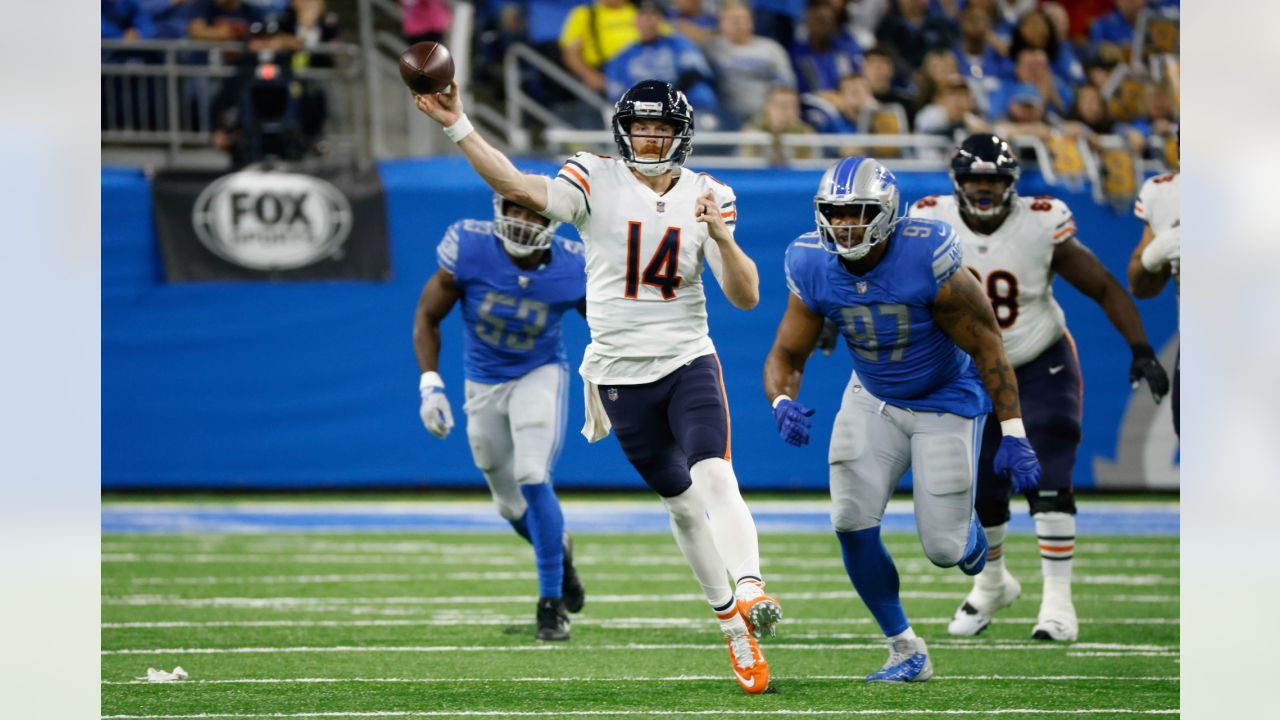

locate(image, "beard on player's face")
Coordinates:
960 176 1011 215
630 120 676 159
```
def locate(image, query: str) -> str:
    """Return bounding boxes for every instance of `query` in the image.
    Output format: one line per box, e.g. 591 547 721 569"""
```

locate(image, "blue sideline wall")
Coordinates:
102 158 1178 490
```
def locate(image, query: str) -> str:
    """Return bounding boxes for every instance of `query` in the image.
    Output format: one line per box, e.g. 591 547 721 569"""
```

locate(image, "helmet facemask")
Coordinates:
816 199 895 261
616 116 691 176
952 171 1017 219
493 195 559 258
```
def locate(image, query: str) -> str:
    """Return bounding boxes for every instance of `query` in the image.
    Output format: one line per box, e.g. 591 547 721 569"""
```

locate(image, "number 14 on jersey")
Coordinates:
625 222 682 300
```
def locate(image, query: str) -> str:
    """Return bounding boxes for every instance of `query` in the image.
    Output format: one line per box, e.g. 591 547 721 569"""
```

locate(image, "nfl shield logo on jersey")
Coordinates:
607 388 619 402
856 281 868 294
656 200 665 213
517 275 530 289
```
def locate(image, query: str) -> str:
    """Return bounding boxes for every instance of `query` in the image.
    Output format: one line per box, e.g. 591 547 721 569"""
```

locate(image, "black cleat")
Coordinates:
561 533 586 613
536 597 571 641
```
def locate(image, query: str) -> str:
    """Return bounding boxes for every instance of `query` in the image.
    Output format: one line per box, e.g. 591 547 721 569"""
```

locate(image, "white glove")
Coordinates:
1141 224 1180 273
419 371 454 439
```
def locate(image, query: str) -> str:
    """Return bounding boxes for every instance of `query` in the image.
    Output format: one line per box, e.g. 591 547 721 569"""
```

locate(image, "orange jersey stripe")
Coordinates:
562 166 591 194
1053 224 1076 240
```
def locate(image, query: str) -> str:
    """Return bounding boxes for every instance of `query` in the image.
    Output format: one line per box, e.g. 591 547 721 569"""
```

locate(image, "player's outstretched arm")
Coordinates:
413 268 462 374
764 294 824 446
412 84 548 212
1127 224 1174 299
933 269 1023 422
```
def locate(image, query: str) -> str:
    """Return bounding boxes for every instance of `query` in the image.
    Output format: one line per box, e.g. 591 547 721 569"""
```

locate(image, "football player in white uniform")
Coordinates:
909 134 1170 641
412 79 780 695
1129 167 1179 435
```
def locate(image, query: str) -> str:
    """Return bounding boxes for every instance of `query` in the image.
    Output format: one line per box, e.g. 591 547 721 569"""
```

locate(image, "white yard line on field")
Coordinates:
100 641 1176 656
99 709 1182 718
101 674 1179 686
101 616 1179 629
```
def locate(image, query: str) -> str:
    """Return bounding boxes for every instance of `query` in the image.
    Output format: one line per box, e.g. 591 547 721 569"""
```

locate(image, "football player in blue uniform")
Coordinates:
764 157 1042 682
413 195 588 642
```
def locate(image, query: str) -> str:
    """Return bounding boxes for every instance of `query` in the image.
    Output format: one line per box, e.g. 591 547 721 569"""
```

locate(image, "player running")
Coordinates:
909 134 1169 641
1129 165 1179 436
764 156 1042 682
412 79 781 695
413 195 588 642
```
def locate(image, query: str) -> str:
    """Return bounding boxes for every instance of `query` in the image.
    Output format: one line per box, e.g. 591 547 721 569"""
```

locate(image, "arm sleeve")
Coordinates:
784 243 822 314
436 222 463 274
1047 199 1077 245
771 42 798 87
701 180 737 285
542 153 596 227
559 7 587 48
929 222 964 288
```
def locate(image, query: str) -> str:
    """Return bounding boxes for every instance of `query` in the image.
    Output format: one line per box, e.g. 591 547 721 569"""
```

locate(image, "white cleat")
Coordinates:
1032 602 1079 641
947 568 1021 637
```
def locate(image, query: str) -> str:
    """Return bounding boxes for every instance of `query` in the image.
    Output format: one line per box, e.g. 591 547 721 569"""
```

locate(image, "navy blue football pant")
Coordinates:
975 335 1082 526
598 354 732 498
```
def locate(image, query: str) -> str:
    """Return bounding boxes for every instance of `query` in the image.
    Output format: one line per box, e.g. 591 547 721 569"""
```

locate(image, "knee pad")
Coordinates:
1028 487 1076 516
690 457 739 496
975 497 1011 528
922 535 967 568
830 495 881 533
660 487 706 528
491 494 526 522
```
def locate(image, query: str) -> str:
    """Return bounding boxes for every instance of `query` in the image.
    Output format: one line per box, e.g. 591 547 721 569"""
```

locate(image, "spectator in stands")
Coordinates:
401 0 451 45
1008 8 1083 86
913 48 961 112
989 48 1072 120
801 73 880 157
951 2 1007 117
914 74 988 137
751 0 806 48
706 1 797 129
1062 81 1144 152
791 0 864 94
1089 0 1145 58
605 1 721 124
839 0 891 50
210 14 327 167
860 46 915 118
741 85 818 164
103 0 159 40
1128 81 1177 149
284 0 340 67
136 0 197 39
1053 0 1113 45
188 0 263 41
992 81 1054 142
560 0 645 94
873 0 956 81
668 0 718 46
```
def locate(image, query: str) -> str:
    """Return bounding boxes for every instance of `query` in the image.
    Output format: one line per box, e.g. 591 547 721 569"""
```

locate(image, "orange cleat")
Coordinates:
736 579 783 639
720 612 770 694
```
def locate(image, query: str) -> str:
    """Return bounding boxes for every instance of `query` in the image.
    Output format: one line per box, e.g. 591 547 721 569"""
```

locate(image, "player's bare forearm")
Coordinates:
713 236 760 309
454 133 548 211
1053 238 1149 345
1127 225 1172 298
933 270 1023 420
413 270 460 373
764 295 824 401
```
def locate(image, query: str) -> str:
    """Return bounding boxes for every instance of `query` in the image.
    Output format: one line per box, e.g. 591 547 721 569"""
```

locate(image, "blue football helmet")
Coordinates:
493 191 559 258
814 157 901 261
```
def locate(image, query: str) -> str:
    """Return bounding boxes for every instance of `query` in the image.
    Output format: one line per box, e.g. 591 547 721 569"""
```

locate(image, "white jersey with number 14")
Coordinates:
909 193 1076 368
541 153 736 385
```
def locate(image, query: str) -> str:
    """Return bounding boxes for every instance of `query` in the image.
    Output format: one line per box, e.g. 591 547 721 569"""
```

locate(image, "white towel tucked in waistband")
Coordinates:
581 378 612 443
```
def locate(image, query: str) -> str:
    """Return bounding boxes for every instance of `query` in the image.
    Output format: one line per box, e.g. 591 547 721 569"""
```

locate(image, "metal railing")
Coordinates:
101 39 367 164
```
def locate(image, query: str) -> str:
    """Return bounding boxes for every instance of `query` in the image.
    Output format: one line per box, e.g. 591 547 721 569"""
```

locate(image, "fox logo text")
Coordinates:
192 169 353 270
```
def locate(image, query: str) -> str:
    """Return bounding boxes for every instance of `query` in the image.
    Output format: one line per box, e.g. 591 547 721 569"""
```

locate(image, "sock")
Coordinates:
661 488 735 610
1035 511 1075 604
690 458 762 583
974 522 1009 593
507 513 532 544
888 627 917 642
519 483 565 599
836 526 909 637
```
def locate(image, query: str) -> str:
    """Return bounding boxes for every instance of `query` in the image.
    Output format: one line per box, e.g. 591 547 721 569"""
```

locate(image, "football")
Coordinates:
398 41 455 94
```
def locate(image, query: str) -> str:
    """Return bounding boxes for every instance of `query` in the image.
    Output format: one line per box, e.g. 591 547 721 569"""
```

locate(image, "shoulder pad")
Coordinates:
1022 196 1075 242
554 235 586 258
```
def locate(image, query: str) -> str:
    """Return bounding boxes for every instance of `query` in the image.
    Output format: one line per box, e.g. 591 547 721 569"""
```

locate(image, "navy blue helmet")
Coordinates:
950 133 1020 218
611 80 695 176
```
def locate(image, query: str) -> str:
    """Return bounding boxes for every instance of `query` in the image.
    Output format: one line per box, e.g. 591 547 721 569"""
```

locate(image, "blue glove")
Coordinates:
773 398 815 447
994 435 1041 493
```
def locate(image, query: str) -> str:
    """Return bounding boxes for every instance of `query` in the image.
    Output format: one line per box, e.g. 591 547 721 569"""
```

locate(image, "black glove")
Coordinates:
1129 342 1170 403
814 317 840 357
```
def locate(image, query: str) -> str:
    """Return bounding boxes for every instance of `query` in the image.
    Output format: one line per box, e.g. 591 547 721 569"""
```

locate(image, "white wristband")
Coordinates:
771 394 792 409
419 371 445 391
443 114 474 143
1000 418 1027 437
